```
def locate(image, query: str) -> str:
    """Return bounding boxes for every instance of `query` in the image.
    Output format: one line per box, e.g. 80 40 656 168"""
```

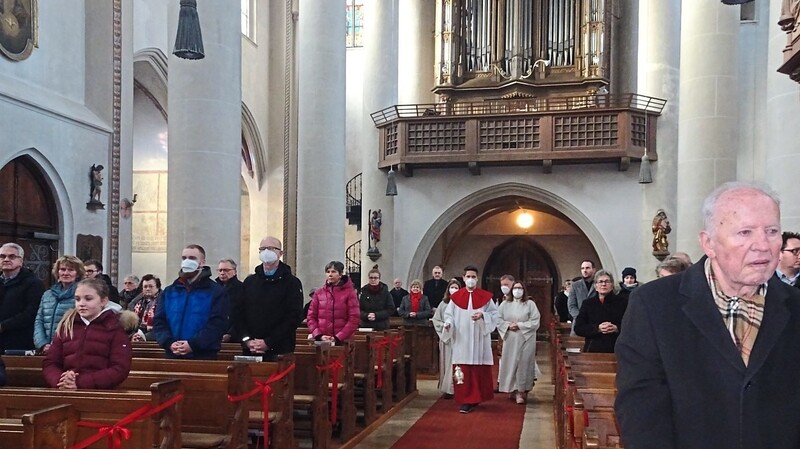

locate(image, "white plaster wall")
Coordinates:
737 4 769 181
345 48 366 247
132 0 169 55
388 165 645 286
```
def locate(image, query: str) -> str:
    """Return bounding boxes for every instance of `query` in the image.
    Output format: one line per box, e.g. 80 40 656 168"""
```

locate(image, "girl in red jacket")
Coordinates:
43 278 132 389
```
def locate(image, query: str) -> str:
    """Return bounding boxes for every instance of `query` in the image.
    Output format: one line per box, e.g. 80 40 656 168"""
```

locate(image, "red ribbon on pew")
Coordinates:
68 393 184 449
371 338 391 388
316 351 346 425
228 362 296 447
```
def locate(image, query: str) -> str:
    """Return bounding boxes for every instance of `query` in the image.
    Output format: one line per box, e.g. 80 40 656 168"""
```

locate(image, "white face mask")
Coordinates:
500 285 511 295
464 278 477 289
512 288 524 299
449 286 459 295
259 249 279 264
180 259 199 273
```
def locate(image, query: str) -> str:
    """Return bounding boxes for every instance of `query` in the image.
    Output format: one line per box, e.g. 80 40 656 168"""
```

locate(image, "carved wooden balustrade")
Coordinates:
371 94 666 176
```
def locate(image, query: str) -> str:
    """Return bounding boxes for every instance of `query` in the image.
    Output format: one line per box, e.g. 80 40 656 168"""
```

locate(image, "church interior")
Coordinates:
2 0 800 448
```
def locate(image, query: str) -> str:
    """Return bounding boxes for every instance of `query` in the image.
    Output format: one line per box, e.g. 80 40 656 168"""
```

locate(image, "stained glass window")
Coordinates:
346 0 364 48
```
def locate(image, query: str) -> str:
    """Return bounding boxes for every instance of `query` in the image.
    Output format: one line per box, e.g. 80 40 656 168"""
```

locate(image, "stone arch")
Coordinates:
241 102 267 186
133 47 168 119
407 182 614 281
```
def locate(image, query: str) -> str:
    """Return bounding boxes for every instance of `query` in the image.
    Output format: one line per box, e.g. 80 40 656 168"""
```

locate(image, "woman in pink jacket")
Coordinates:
307 261 360 343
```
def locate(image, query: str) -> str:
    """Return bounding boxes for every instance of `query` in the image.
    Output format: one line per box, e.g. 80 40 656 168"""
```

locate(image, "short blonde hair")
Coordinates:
409 279 423 289
51 255 85 281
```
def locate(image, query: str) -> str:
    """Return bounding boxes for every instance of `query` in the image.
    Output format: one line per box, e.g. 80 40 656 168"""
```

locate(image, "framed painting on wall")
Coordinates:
0 0 37 61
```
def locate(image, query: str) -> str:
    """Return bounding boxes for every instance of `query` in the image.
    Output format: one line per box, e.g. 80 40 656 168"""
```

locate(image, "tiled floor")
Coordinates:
352 350 556 449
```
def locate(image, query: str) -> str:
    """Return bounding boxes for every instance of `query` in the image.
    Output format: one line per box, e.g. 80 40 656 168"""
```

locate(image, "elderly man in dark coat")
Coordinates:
0 243 45 353
615 181 800 449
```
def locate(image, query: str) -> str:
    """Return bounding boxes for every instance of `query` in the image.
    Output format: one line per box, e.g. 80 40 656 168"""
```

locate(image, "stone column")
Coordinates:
767 0 800 228
295 0 346 290
167 2 242 268
638 0 681 277
398 0 435 104
361 0 399 280
675 1 739 254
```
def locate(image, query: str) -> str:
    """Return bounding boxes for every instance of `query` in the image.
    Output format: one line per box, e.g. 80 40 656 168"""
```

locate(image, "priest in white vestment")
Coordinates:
497 281 540 404
443 265 499 413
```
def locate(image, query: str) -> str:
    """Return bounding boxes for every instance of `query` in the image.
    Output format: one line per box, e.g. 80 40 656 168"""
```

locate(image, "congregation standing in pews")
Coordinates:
423 265 447 309
497 279 540 405
399 279 433 326
616 181 800 449
34 255 84 354
0 243 44 354
83 259 121 305
118 274 140 309
152 244 229 359
42 278 132 389
234 235 304 359
553 279 572 323
126 273 161 341
389 278 408 316
432 277 462 399
215 257 244 343
358 268 395 330
567 260 596 334
573 270 628 353
307 260 360 343
617 267 638 300
443 265 499 414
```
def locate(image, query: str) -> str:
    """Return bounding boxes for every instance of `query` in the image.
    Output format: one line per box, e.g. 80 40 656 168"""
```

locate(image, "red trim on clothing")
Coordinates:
450 288 493 309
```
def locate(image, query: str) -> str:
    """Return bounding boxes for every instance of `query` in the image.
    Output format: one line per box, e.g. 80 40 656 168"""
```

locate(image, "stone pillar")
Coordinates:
398 0 435 104
638 0 681 277
767 0 800 228
675 1 739 255
361 0 399 281
167 2 242 268
295 0 346 290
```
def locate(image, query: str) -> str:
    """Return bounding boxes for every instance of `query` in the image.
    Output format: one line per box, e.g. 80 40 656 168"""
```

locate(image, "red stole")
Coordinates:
450 288 493 309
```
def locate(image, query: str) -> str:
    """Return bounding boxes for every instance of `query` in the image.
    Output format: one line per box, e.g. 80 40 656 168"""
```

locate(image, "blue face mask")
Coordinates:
264 267 278 276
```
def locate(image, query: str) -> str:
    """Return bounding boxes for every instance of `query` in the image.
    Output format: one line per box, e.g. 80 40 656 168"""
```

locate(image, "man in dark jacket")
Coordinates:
153 244 229 360
215 258 244 342
615 182 800 449
233 236 303 360
423 266 448 308
389 278 408 316
84 259 121 305
0 243 45 353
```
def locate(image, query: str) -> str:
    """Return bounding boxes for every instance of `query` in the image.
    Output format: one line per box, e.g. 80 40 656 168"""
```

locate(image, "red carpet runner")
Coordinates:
389 395 527 449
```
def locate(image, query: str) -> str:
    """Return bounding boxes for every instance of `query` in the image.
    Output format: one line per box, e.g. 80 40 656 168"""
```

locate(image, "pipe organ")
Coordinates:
436 0 611 101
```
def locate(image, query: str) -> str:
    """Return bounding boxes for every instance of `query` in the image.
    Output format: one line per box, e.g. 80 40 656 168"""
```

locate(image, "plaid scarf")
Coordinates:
705 258 766 366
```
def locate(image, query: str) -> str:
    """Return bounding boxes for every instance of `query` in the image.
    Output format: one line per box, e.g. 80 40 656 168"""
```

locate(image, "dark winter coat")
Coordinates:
0 356 6 386
216 275 244 341
423 278 448 308
42 309 132 389
358 283 395 330
307 276 360 342
573 291 627 353
153 267 230 359
234 263 304 357
0 268 44 352
98 274 121 305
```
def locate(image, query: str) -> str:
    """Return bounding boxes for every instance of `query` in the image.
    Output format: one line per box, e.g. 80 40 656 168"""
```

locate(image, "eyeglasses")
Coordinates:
368 277 380 280
84 269 97 274
218 268 234 273
595 280 612 285
258 246 282 252
0 254 20 260
783 248 800 256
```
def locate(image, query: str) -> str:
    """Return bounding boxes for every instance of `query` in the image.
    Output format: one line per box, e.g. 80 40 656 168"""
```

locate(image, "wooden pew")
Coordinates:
0 380 182 449
292 345 331 449
0 404 78 449
352 333 378 426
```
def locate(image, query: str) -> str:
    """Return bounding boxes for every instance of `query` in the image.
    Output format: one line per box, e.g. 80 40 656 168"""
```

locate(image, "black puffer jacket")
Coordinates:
0 268 45 352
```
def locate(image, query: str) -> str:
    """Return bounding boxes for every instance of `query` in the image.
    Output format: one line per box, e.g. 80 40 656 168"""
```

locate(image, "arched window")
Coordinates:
346 0 364 48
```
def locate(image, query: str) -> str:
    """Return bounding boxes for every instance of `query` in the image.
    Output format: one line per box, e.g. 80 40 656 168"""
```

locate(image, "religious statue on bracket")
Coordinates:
367 209 382 262
86 164 105 211
651 209 671 261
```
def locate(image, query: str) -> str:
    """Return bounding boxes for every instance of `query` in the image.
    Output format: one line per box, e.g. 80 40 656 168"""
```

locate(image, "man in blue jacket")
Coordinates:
153 244 229 359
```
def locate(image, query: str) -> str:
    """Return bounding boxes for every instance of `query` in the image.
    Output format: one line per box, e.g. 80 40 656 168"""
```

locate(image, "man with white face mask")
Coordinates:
232 236 304 360
443 265 500 414
153 244 230 359
498 274 515 302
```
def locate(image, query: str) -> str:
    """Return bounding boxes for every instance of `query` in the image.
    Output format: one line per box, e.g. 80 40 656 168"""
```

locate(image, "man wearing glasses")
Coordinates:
233 236 304 360
776 231 800 286
0 243 45 354
215 258 244 343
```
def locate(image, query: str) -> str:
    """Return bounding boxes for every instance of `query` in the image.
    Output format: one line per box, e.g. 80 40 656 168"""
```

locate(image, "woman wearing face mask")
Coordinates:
574 270 628 353
33 256 85 354
399 279 433 325
307 261 360 343
497 282 541 405
42 279 132 389
432 278 462 399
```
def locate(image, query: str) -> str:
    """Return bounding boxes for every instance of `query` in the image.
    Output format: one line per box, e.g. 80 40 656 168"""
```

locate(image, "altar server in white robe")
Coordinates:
443 265 499 414
497 281 540 404
432 278 463 399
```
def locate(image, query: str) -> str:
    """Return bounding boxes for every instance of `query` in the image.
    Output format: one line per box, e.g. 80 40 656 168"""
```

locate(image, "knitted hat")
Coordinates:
621 267 637 279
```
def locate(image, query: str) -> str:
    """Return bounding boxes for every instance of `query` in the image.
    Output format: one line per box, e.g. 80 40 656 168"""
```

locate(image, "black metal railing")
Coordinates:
346 173 362 229
345 240 361 287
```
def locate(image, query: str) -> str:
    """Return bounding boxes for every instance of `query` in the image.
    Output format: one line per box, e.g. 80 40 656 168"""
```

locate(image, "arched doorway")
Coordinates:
483 237 558 327
0 156 59 286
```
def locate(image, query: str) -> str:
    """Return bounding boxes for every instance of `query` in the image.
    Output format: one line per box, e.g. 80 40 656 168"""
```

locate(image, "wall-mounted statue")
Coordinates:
652 209 671 259
86 164 105 210
367 209 382 261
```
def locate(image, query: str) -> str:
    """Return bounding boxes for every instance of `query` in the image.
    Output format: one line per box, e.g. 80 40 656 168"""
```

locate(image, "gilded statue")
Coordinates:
652 209 671 254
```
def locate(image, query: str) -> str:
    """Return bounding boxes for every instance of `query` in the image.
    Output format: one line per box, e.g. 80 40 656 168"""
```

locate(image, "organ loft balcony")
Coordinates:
370 94 666 176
